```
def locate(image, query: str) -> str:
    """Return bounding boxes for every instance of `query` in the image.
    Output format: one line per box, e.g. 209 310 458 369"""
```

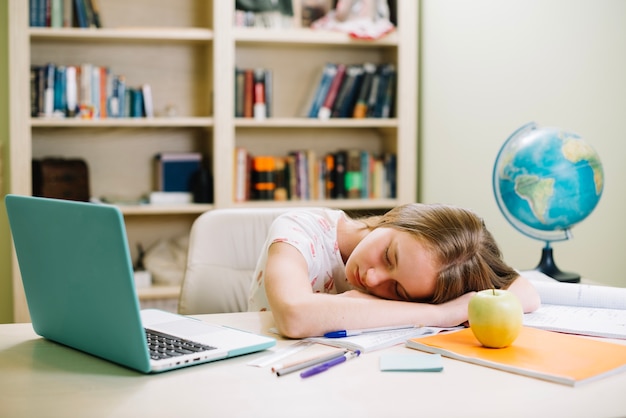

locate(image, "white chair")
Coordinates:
177 207 292 315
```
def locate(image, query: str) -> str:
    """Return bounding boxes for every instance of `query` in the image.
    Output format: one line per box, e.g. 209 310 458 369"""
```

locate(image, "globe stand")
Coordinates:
534 243 580 283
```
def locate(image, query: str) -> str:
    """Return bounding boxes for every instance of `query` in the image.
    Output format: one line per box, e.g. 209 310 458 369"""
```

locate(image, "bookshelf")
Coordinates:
7 0 418 322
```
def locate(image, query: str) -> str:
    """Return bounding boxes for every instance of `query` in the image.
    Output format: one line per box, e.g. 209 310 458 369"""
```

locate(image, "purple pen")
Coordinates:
300 350 360 378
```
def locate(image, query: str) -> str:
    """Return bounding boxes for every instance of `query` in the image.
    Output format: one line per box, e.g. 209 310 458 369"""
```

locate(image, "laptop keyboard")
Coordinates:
145 328 217 361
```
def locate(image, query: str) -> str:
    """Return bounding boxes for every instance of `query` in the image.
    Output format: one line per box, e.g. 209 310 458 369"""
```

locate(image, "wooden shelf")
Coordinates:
30 117 213 128
120 204 213 216
234 117 398 129
233 27 399 47
30 27 213 42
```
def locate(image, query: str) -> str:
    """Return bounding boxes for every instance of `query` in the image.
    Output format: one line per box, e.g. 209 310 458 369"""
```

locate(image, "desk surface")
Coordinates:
1 311 625 418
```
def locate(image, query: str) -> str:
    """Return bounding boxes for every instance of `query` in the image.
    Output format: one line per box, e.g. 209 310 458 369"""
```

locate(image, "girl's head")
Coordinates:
362 203 518 304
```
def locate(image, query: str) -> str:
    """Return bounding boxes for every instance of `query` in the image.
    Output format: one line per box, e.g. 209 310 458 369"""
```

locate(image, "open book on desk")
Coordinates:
521 270 626 339
306 326 461 353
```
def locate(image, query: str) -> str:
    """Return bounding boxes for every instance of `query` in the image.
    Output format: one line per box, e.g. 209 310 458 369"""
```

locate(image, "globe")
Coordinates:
493 122 604 283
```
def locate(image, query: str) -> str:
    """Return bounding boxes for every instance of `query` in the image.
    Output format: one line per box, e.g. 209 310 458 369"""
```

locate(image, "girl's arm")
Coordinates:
505 275 541 313
264 242 474 339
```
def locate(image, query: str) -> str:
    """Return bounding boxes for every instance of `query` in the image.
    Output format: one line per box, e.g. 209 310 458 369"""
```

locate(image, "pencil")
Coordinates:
274 350 347 377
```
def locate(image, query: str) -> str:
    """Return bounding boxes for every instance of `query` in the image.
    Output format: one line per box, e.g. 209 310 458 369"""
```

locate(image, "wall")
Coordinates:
0 2 13 323
420 0 626 286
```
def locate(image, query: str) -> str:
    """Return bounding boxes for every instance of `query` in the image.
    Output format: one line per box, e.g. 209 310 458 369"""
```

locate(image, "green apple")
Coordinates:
468 289 523 348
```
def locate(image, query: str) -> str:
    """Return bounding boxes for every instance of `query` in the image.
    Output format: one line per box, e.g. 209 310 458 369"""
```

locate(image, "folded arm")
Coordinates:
264 242 474 339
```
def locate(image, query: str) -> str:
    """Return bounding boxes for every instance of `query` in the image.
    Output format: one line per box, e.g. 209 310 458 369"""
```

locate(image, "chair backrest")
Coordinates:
177 207 291 314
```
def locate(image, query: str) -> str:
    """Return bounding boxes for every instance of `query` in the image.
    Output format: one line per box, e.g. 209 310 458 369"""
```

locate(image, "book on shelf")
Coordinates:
331 64 365 118
235 67 272 118
234 68 245 118
29 0 101 28
307 326 460 354
521 270 626 340
30 62 153 119
369 63 396 118
154 152 203 194
318 63 346 119
233 147 397 202
253 68 267 120
233 147 251 203
307 63 338 118
406 326 626 387
251 156 276 200
305 62 396 119
352 62 377 118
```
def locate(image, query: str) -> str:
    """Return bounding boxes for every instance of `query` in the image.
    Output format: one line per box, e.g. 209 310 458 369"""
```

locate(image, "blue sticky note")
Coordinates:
379 353 444 372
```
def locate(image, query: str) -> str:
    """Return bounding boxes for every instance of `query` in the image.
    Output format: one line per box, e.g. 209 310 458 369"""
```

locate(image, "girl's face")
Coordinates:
345 227 438 302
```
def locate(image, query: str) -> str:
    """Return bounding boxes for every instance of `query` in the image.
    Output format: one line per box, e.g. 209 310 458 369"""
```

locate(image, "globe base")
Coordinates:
535 246 580 283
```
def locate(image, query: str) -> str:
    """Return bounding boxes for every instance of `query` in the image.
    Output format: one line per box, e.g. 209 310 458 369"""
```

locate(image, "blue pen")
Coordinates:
300 350 360 378
323 325 416 338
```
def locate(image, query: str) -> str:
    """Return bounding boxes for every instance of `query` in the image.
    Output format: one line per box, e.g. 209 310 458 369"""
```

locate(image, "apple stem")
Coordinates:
492 288 496 296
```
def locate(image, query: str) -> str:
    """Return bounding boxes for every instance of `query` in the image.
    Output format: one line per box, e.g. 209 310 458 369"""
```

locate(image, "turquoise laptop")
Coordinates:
5 194 275 373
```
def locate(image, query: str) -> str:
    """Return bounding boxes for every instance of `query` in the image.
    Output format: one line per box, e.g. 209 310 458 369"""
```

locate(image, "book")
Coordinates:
243 69 254 118
345 149 362 199
352 62 376 118
318 63 346 119
253 68 267 120
523 274 626 339
307 63 337 118
406 326 626 386
154 153 202 193
251 156 276 200
307 326 460 353
234 68 245 117
332 64 364 118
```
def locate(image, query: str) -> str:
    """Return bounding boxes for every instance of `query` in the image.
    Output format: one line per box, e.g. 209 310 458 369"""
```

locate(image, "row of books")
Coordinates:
307 62 396 119
234 147 397 202
30 63 153 119
234 68 273 119
29 0 102 28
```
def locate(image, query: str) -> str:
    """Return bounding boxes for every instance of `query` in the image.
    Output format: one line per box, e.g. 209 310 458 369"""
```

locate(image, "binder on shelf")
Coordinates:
154 153 203 194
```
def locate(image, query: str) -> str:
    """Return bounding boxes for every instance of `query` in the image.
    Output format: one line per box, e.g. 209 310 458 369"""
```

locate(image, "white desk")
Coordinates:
1 312 625 418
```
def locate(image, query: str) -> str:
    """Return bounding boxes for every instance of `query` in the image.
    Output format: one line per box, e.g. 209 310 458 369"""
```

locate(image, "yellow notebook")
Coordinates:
406 327 626 386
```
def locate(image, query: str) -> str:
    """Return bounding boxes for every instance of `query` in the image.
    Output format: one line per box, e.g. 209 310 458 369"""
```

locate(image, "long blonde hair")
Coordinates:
360 203 518 304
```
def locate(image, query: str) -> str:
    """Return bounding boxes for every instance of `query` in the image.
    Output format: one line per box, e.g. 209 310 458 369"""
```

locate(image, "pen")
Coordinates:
323 325 416 338
275 350 348 377
300 350 360 378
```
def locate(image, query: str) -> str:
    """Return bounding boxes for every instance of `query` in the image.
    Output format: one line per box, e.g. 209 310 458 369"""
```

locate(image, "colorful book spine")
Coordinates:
253 68 267 120
352 63 376 118
318 64 346 119
307 63 337 118
251 156 276 200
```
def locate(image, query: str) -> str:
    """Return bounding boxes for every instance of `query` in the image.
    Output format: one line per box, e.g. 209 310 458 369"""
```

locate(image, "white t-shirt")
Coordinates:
247 208 356 312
